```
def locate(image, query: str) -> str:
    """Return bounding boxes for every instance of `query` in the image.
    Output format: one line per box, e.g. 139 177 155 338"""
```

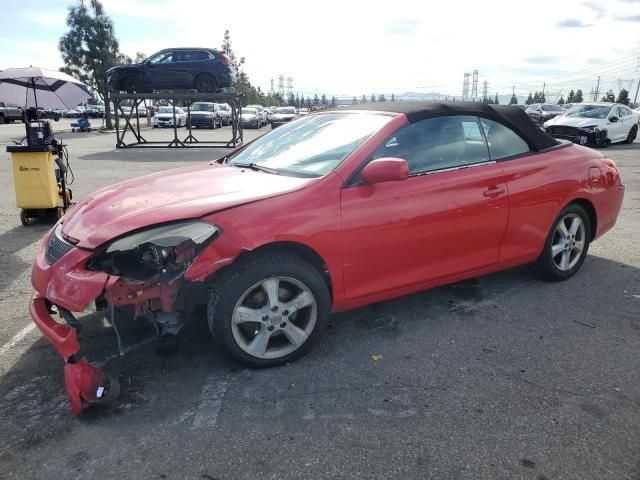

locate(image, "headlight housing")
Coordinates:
87 220 220 281
579 125 599 133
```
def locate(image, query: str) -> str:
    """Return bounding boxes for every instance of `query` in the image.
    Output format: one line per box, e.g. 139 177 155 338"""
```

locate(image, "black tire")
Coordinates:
195 74 217 93
625 125 637 144
531 204 591 281
0 115 5 125
122 76 143 93
207 251 331 368
20 209 30 226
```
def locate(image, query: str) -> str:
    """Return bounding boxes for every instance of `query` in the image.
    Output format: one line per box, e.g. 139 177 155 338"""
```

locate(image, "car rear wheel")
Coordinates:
195 74 217 93
625 125 637 144
531 204 591 281
207 252 331 368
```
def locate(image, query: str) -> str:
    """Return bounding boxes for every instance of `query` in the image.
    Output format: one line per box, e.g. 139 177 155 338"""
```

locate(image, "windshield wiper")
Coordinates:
231 162 280 175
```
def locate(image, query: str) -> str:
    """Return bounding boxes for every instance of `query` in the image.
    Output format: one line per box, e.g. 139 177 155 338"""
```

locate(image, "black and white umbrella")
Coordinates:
0 67 92 110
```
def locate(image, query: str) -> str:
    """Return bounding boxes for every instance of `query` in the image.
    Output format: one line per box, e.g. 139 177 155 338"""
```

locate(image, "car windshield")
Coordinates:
158 107 175 113
275 107 296 114
542 104 563 112
565 105 611 119
192 103 214 112
242 108 257 115
229 113 391 177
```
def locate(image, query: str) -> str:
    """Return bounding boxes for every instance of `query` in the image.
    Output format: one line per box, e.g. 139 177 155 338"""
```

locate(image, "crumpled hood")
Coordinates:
545 115 604 128
62 163 311 249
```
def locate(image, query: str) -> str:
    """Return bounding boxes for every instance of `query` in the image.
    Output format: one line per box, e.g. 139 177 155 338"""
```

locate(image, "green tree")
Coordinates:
391 93 395 102
616 89 630 105
557 96 565 105
370 94 376 103
603 89 615 102
134 51 147 63
299 95 305 109
567 90 575 103
221 30 266 106
305 97 312 108
494 93 499 104
331 96 336 107
525 92 533 105
378 93 386 102
574 89 583 103
352 96 358 105
361 94 367 104
509 94 518 105
287 93 296 106
59 0 130 129
321 94 327 105
313 94 319 105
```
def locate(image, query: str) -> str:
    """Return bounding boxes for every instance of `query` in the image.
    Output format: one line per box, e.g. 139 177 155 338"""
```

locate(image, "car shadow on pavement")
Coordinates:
78 148 230 163
0 223 51 293
0 254 639 474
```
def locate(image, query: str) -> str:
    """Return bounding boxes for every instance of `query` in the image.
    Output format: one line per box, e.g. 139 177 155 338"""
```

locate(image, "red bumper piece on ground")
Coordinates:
30 293 114 415
64 357 108 416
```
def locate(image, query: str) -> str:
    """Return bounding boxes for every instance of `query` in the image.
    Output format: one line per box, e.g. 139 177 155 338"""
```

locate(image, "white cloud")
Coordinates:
2 0 639 100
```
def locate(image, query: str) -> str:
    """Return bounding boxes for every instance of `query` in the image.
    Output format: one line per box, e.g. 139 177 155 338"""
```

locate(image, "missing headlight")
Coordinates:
86 221 220 281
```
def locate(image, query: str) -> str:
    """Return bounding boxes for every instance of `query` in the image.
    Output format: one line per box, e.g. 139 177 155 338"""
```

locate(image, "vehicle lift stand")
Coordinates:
111 91 244 149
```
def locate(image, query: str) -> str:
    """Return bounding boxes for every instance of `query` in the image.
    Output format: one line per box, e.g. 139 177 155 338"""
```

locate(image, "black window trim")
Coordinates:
344 113 541 188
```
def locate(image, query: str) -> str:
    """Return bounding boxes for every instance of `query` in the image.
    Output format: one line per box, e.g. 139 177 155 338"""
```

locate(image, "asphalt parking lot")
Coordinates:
0 122 639 480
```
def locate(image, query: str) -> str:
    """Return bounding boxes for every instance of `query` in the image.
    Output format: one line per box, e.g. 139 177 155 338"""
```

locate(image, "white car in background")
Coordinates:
246 104 267 127
152 106 187 128
543 102 638 147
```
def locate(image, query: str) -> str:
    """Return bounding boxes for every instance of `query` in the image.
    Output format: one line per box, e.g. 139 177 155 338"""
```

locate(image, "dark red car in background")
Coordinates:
29 102 624 414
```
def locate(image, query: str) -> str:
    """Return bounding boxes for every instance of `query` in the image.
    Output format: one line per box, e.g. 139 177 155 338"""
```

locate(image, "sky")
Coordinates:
1 0 640 101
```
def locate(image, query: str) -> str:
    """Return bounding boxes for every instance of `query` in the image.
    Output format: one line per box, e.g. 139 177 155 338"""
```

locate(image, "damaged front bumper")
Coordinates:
545 126 607 146
29 226 185 415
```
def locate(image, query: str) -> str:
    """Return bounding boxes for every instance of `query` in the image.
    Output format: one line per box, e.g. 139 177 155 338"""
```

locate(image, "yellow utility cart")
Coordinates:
6 144 72 226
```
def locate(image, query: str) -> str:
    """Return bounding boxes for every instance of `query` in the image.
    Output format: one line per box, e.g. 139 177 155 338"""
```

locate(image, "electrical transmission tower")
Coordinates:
462 73 470 100
482 80 488 101
277 75 285 97
471 70 479 100
286 77 293 98
270 78 274 94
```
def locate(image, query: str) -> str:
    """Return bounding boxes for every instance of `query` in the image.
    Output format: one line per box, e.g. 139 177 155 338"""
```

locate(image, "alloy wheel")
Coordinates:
551 213 585 271
231 276 317 359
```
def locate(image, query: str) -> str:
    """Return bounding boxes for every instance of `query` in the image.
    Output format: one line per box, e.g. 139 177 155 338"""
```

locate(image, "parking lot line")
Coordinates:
0 323 35 358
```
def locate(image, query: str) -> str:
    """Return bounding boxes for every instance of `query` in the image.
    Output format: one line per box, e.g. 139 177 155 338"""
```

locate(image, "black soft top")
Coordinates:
342 101 559 151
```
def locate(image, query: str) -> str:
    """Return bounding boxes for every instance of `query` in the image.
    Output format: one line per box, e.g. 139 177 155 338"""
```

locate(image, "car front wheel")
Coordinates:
531 204 591 281
207 252 331 368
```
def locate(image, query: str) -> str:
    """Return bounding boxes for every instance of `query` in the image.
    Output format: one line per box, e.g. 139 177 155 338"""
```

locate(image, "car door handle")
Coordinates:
483 187 506 198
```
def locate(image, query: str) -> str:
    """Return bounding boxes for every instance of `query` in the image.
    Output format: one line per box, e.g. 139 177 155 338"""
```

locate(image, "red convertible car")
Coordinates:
30 102 624 414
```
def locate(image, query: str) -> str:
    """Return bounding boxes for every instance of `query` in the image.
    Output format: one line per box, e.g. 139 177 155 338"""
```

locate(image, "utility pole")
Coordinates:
471 70 478 101
594 76 600 101
462 72 470 100
542 82 546 99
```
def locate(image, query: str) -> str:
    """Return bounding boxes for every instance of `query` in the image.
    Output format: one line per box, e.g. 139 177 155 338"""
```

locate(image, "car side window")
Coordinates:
479 118 530 160
148 52 173 64
621 107 630 117
371 115 490 175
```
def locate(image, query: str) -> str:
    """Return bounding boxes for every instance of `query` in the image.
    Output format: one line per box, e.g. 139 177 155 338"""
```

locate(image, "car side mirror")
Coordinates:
361 158 409 184
609 116 619 123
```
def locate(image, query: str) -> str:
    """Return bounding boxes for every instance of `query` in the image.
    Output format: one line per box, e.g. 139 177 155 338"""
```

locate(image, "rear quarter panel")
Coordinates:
499 143 622 265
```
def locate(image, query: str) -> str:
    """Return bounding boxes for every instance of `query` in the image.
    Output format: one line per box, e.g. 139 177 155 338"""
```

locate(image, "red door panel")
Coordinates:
340 163 509 299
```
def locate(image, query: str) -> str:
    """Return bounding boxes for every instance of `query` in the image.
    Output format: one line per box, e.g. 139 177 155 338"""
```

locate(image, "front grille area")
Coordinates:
549 126 579 137
45 227 74 265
